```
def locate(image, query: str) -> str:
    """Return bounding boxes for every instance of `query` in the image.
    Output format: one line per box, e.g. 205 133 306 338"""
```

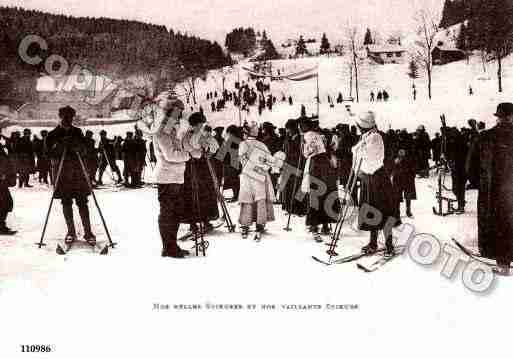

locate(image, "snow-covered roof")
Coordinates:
366 45 406 53
433 45 465 53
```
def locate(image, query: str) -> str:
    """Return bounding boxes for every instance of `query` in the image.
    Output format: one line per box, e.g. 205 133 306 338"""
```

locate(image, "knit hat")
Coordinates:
355 110 376 129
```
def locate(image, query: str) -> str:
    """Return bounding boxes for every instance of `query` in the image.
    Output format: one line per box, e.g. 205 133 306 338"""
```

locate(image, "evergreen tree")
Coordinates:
363 28 373 45
456 22 467 50
296 35 308 56
407 60 420 84
258 39 281 61
320 33 331 54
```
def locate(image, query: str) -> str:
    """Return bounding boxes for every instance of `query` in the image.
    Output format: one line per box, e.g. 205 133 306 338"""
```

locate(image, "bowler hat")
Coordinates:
494 103 513 118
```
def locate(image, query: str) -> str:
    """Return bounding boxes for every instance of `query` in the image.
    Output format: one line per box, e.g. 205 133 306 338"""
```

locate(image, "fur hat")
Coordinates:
355 111 376 129
244 121 259 137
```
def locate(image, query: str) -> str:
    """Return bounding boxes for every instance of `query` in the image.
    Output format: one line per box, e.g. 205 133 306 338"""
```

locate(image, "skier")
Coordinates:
281 119 307 216
97 130 123 185
238 121 276 240
301 119 339 239
370 91 375 102
181 112 220 233
46 106 97 245
352 111 396 257
467 103 513 275
137 93 191 258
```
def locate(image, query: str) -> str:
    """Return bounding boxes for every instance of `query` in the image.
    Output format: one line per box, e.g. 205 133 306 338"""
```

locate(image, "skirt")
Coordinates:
181 158 220 223
305 153 339 226
358 166 396 231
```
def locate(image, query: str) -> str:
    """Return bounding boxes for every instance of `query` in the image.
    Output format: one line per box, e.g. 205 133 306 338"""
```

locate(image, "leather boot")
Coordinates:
78 203 95 243
62 202 76 240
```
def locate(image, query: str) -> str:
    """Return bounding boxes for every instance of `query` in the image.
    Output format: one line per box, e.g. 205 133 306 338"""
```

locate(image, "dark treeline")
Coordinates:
0 6 233 100
440 0 513 54
224 27 257 56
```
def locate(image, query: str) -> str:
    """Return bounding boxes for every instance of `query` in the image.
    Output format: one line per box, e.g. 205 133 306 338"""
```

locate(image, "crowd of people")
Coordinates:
1 91 512 274
0 126 153 189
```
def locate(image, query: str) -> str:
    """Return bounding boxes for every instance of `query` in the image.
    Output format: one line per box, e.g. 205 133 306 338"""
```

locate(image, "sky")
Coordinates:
4 0 443 45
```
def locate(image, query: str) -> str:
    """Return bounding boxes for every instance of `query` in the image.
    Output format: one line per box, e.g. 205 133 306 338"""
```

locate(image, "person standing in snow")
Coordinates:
238 121 276 239
352 111 396 257
0 132 16 235
137 93 191 258
467 103 513 275
301 119 339 240
46 106 97 245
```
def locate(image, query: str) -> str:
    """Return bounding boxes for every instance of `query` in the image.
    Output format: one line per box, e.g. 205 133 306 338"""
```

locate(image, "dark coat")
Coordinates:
281 133 307 215
46 125 91 199
306 152 339 226
181 157 219 223
0 147 14 213
471 124 513 262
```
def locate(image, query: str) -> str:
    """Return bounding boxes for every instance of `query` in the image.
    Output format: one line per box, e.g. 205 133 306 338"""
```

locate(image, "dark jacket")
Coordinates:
470 123 513 262
46 125 91 198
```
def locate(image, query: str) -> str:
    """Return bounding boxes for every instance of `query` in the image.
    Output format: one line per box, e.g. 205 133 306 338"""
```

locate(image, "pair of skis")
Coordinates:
56 239 109 255
312 245 405 272
451 238 513 270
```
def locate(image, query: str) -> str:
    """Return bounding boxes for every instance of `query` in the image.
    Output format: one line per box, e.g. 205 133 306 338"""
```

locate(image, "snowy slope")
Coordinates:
2 51 513 359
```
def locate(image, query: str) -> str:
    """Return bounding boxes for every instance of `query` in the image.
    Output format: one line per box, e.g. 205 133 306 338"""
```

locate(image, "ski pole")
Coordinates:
36 147 67 248
76 150 117 248
326 157 362 260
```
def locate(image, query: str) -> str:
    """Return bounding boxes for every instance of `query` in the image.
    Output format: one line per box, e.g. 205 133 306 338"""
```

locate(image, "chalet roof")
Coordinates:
366 44 406 53
433 46 465 53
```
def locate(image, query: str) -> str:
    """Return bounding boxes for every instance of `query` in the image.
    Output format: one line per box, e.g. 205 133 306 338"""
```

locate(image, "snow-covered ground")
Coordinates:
2 53 513 358
1 162 513 359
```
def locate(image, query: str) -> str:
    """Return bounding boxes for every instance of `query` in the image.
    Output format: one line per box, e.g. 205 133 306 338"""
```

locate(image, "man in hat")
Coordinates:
137 93 191 258
468 102 513 275
97 129 123 185
17 128 35 188
46 106 97 244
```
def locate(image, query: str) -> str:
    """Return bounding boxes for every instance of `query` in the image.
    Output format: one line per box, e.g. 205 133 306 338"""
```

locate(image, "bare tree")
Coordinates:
413 8 440 100
347 26 360 102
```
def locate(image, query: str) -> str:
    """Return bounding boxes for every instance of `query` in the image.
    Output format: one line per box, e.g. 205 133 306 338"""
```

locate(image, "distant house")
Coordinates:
366 45 406 64
17 75 119 120
431 46 466 65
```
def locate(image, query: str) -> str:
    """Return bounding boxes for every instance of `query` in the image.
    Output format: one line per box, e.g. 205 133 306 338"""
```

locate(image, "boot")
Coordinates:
321 223 331 235
62 203 76 244
241 225 249 239
311 226 322 242
256 224 265 233
406 200 413 218
78 204 96 245
362 231 378 254
384 235 395 258
159 223 186 258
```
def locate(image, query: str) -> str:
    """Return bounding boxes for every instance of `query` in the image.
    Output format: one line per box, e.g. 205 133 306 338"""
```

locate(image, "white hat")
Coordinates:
356 110 376 129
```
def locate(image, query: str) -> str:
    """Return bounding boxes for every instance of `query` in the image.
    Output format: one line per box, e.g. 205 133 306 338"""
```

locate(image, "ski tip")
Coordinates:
56 244 66 255
99 246 109 255
356 263 371 272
